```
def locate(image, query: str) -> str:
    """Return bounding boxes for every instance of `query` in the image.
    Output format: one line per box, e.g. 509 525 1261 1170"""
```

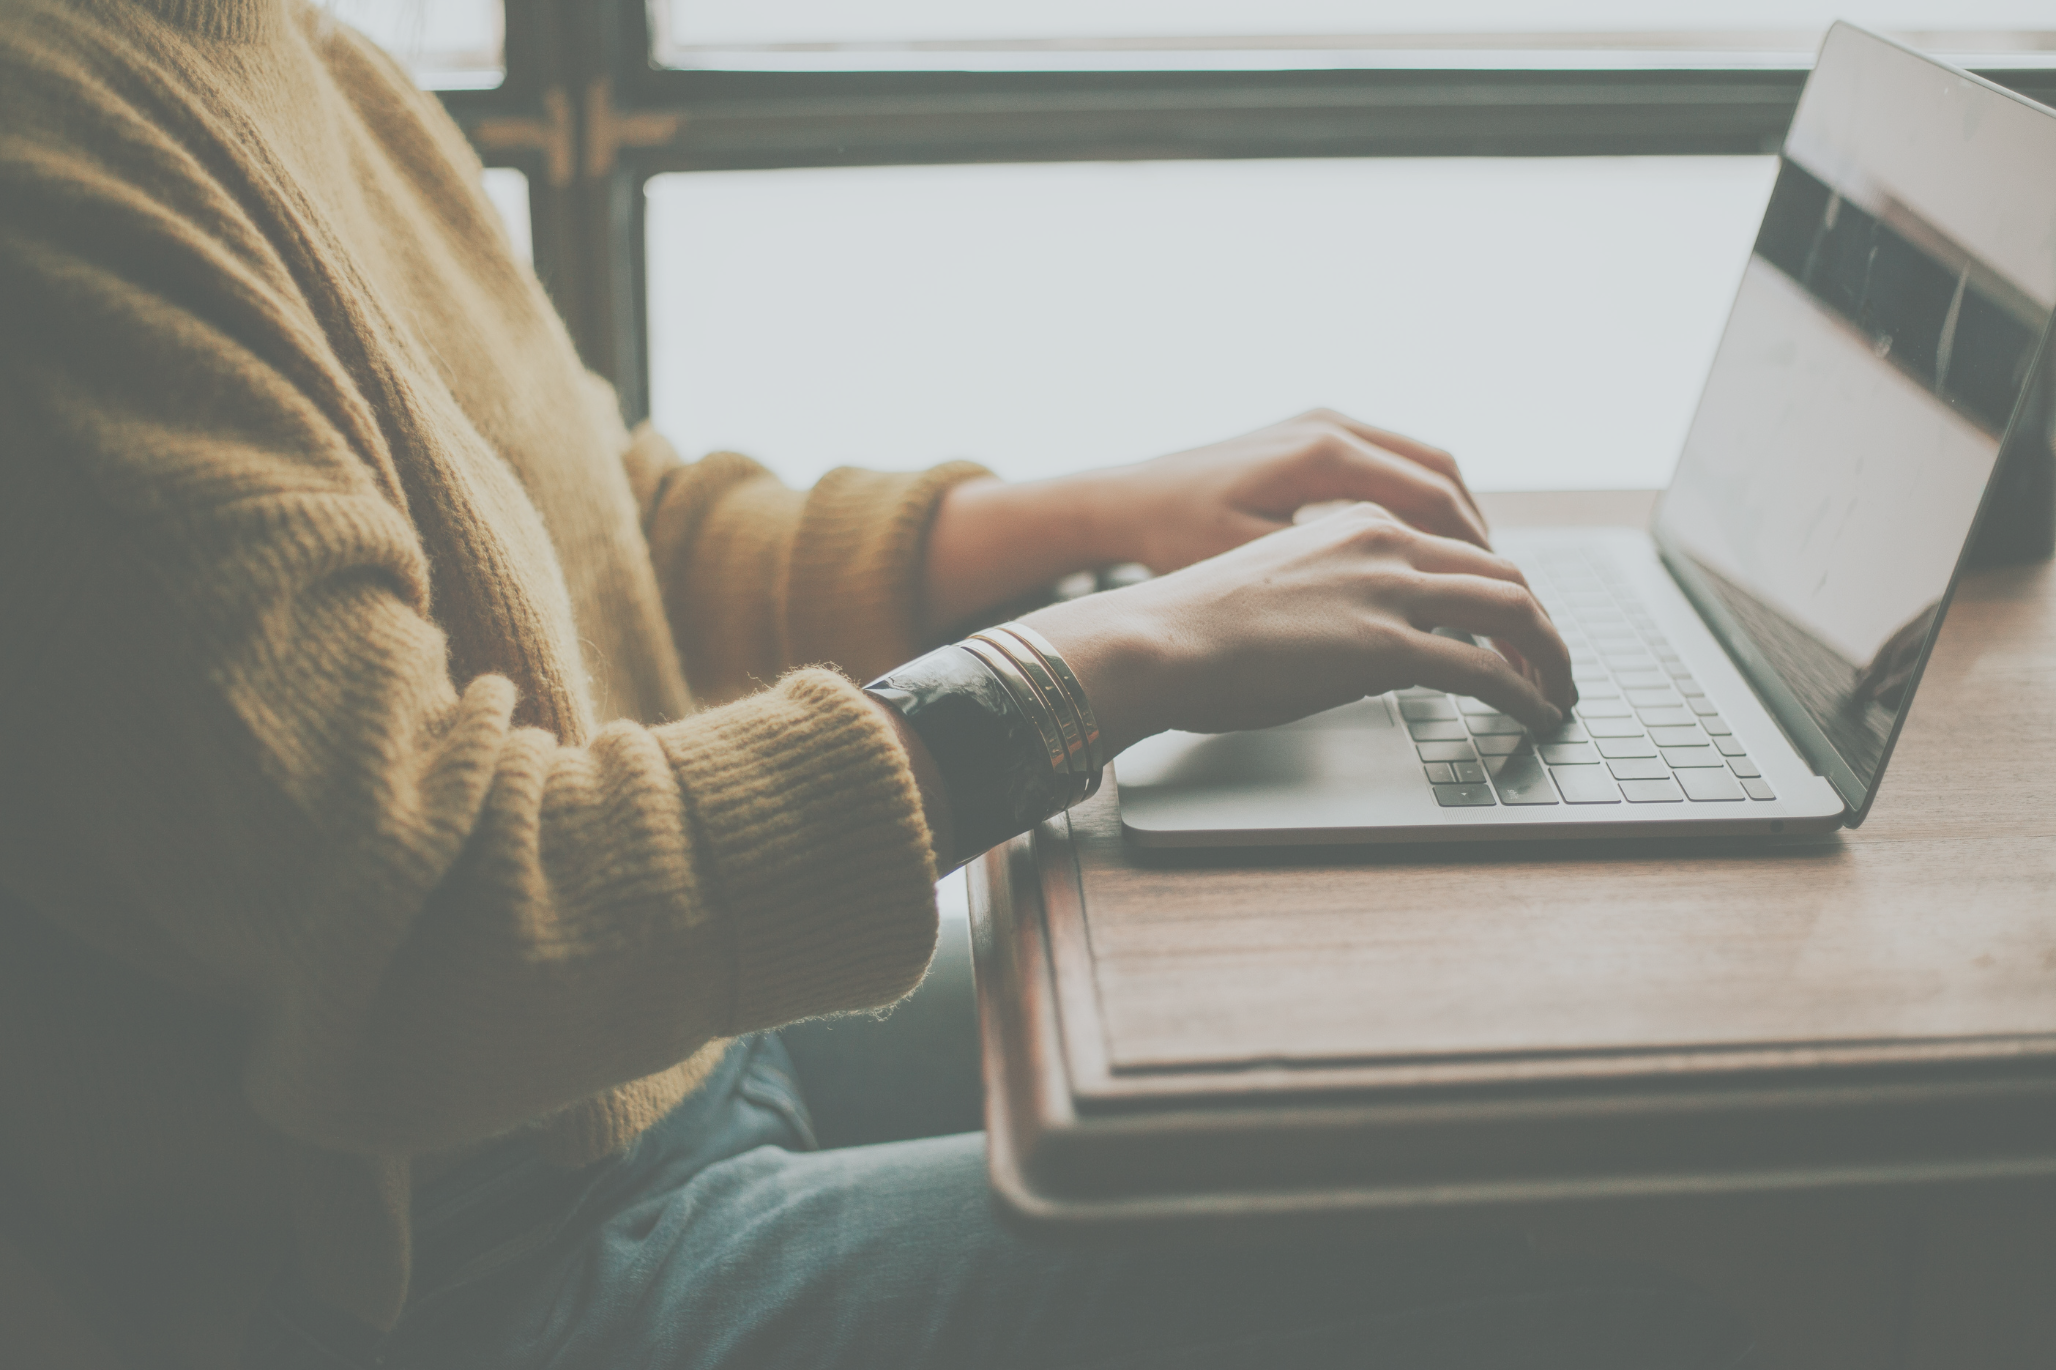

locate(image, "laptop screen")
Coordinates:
1652 23 2056 818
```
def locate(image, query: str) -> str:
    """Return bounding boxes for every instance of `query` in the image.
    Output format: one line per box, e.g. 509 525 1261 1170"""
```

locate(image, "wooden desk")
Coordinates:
968 490 2056 1368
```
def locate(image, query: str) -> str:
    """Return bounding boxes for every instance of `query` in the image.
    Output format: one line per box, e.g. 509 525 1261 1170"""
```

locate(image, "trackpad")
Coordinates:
1114 699 1420 837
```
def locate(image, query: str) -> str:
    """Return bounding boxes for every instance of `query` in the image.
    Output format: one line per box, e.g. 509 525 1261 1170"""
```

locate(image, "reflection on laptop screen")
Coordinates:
1654 23 2056 808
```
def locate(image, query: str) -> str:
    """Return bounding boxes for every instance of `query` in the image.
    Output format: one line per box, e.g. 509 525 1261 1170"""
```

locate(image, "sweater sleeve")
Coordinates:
0 99 937 1160
620 423 993 704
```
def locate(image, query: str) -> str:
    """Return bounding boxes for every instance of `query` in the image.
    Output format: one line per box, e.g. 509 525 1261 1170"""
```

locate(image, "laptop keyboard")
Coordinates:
1401 547 1778 809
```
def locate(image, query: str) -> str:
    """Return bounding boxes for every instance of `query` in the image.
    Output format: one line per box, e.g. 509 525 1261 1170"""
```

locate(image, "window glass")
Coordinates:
646 156 1777 493
331 0 504 90
480 168 531 265
658 1 2056 70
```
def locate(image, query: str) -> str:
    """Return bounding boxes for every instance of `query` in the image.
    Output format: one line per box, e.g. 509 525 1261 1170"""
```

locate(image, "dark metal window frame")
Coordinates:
440 0 2056 428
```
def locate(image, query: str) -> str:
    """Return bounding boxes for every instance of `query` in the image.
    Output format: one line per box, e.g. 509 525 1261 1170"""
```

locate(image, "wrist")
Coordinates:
1016 591 1169 760
1051 465 1138 571
921 471 1139 635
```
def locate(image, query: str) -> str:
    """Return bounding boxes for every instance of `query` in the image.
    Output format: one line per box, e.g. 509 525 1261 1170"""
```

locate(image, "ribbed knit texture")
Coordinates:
0 0 988 1362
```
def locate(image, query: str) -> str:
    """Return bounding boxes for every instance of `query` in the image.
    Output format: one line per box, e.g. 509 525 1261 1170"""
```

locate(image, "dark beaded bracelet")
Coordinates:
865 645 1080 867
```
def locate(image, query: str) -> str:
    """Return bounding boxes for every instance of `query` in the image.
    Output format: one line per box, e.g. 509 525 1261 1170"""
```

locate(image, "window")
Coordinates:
646 156 1775 490
330 0 504 90
654 2 2056 72
480 168 532 264
354 2 2056 489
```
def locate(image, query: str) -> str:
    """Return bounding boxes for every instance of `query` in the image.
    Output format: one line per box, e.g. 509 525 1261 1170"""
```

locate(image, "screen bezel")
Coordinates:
1649 21 2056 827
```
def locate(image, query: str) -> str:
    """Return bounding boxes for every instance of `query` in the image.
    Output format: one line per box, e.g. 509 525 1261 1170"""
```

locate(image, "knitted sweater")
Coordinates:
0 1 986 1363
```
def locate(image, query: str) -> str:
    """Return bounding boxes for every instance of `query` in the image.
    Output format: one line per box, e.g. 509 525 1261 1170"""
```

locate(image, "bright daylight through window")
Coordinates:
647 157 1775 492
645 3 2052 491
330 0 503 89
657 1 2056 68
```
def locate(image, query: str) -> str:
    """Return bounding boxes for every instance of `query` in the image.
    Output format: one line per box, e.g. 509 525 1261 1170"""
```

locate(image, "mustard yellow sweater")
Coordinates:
0 1 986 1363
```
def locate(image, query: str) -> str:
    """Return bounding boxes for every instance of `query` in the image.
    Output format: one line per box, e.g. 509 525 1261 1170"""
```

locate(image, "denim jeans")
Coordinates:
248 896 1756 1370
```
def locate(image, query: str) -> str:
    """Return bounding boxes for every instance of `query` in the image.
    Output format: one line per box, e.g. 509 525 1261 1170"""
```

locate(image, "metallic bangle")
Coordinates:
865 627 1109 865
865 645 1081 866
956 637 1072 786
967 630 1092 806
985 622 1106 791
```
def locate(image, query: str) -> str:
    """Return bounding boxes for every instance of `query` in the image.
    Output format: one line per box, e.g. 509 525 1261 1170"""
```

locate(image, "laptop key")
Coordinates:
1689 697 1721 715
1699 715 1733 735
1417 741 1477 762
1648 725 1705 747
1583 717 1648 737
1596 737 1659 758
1451 761 1489 784
1433 783 1497 807
1466 714 1527 736
1639 707 1698 728
1473 734 1531 756
1714 736 1749 756
1456 697 1505 715
1673 676 1705 695
1400 698 1459 721
1540 743 1598 765
1678 769 1745 801
1575 699 1634 717
1660 746 1725 767
1491 754 1560 805
1607 757 1671 780
1551 766 1623 803
1408 721 1469 741
1727 756 1760 778
1536 721 1590 744
1741 778 1778 801
1423 762 1457 784
1620 778 1686 803
1626 688 1682 707
1616 671 1670 689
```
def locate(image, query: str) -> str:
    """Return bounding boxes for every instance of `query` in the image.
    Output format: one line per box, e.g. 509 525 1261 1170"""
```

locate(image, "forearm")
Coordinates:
920 472 1131 637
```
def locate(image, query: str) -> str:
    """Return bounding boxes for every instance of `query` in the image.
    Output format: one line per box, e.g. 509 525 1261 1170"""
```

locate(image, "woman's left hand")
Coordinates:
922 409 1487 635
1084 408 1488 573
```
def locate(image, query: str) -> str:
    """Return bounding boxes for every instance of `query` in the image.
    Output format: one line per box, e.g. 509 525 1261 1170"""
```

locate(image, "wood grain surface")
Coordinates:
970 489 2056 1369
1063 490 2056 1086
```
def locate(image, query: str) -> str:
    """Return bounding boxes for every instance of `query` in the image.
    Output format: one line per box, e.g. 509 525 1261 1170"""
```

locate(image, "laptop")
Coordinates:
1117 22 2056 847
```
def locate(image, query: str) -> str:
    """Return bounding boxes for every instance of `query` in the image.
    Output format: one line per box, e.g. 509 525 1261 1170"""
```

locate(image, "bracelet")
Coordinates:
864 623 1106 865
984 622 1106 798
960 636 1091 809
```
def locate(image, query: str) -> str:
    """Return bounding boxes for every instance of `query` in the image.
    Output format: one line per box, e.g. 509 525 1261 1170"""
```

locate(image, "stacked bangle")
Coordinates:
864 622 1106 867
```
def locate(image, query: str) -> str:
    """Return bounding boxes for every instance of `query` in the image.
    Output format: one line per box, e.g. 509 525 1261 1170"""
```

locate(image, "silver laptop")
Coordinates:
1118 23 2056 847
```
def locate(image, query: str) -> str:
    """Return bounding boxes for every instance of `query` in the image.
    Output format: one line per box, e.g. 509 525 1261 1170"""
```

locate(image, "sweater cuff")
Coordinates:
658 669 940 1030
783 461 994 683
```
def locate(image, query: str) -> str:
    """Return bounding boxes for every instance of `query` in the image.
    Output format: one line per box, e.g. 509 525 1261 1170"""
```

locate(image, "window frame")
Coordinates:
440 0 2056 427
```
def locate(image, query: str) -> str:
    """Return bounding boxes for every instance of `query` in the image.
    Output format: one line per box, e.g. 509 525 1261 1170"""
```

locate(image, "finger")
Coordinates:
1293 498 1371 526
1400 631 1562 734
1306 409 1486 527
1310 431 1491 550
1398 574 1576 713
1395 530 1534 594
1399 536 1571 678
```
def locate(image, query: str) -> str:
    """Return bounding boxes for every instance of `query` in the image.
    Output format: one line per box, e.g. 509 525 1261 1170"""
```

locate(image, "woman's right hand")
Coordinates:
1018 502 1576 759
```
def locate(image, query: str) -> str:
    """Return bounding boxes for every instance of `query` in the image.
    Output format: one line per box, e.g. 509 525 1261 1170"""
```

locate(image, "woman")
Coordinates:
0 2 1749 1367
